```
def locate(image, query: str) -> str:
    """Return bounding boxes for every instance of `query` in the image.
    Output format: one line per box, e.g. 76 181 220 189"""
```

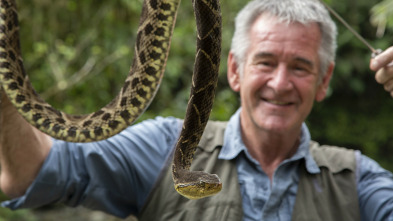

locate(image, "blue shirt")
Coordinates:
2 110 393 220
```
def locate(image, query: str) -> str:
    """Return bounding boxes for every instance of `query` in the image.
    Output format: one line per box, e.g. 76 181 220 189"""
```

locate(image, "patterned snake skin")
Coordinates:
0 0 221 199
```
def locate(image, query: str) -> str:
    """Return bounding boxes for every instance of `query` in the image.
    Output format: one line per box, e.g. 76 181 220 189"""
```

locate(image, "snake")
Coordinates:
0 0 222 199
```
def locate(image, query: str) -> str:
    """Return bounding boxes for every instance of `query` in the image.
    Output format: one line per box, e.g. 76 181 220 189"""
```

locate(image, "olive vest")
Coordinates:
138 121 360 220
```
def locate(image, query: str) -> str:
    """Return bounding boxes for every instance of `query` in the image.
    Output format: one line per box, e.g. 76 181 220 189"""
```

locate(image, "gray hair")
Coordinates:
231 0 337 80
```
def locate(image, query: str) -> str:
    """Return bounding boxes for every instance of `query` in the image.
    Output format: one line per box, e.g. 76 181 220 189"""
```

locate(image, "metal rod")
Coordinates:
320 0 377 53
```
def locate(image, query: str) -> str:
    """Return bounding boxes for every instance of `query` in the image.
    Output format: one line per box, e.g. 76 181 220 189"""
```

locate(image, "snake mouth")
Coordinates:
175 182 222 200
174 171 222 200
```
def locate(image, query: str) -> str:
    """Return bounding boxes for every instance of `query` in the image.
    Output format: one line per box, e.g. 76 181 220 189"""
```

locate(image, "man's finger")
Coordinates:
375 68 393 84
371 47 393 71
384 78 393 92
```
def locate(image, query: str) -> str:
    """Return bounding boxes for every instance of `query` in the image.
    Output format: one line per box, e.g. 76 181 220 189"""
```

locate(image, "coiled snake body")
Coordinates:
0 0 222 199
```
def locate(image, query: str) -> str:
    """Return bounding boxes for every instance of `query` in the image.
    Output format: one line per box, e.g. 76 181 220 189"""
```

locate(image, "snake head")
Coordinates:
174 171 222 200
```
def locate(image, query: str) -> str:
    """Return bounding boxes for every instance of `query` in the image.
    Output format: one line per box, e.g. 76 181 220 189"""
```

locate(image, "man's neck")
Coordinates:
240 121 301 181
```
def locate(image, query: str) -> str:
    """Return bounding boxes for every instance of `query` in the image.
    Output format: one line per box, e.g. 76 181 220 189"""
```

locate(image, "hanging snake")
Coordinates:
0 0 222 199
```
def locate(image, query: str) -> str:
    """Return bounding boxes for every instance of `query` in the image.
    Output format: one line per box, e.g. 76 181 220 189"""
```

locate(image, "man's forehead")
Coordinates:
252 13 322 36
250 14 322 49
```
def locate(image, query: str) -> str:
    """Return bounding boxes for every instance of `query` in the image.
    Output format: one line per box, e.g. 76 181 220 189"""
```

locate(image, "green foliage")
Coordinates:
308 0 393 171
370 0 393 37
0 209 37 221
10 0 393 172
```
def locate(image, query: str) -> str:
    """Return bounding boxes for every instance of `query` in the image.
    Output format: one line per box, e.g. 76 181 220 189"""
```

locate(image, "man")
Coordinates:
1 0 393 220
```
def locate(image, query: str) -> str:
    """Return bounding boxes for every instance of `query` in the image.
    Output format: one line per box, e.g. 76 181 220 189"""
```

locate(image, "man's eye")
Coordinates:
256 60 275 68
292 65 314 76
294 66 306 71
262 62 274 66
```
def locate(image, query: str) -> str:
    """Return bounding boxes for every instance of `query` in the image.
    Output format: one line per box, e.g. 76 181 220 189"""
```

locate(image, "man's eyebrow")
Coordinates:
294 57 314 68
253 52 275 59
252 52 315 68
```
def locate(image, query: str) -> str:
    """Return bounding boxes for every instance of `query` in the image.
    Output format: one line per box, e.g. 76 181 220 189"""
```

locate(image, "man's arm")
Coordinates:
365 47 393 219
0 101 181 217
0 91 52 198
357 154 393 220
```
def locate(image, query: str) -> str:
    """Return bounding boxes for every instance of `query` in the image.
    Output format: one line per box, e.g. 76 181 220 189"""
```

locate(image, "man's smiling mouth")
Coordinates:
264 99 293 106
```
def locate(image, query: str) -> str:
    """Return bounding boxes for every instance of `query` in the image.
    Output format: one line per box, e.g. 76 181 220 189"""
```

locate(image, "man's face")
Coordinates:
228 15 333 135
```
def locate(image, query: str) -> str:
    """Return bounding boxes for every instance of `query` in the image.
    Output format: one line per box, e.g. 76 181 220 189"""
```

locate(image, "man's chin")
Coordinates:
254 117 298 134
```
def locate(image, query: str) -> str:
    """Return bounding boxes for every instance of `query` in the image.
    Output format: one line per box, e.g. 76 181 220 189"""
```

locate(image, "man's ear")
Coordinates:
315 62 335 102
227 51 241 92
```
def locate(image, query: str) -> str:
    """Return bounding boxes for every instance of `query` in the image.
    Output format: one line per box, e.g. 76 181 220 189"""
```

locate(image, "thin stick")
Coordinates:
320 0 377 53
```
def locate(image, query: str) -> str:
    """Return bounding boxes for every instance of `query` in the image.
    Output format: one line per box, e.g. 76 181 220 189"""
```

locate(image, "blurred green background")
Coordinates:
1 0 392 220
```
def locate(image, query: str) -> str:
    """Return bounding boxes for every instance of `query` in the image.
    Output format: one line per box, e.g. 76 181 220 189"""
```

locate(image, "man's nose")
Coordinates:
266 65 293 93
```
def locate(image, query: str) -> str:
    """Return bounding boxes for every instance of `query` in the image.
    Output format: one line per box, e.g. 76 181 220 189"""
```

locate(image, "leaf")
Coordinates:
370 0 393 37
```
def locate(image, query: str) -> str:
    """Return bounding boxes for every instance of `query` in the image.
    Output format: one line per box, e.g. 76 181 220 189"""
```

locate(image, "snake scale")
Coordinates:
0 0 222 199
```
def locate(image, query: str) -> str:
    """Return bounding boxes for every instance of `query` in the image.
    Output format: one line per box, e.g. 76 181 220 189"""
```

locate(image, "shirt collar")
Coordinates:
219 108 320 174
